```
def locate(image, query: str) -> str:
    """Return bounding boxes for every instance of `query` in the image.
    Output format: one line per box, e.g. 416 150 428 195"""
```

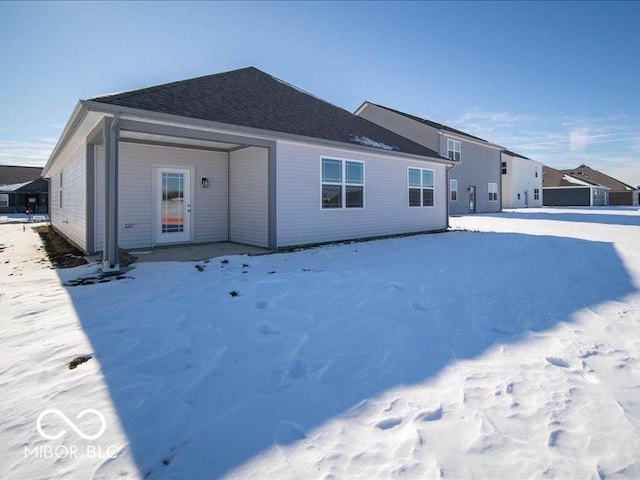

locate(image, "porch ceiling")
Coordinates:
119 130 241 151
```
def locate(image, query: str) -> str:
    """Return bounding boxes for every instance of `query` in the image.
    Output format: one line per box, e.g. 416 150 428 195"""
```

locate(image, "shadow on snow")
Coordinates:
62 230 637 478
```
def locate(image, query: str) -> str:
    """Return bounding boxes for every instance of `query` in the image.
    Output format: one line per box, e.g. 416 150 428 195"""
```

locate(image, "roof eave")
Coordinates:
83 100 455 165
41 101 88 178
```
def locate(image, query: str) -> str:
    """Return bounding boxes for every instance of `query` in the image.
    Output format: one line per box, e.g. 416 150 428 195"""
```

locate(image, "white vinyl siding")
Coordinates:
500 152 543 208
229 147 269 247
276 140 447 247
95 142 228 251
49 143 86 250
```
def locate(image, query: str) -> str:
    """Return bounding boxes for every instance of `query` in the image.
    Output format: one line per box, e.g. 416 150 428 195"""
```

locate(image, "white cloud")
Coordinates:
0 138 55 166
447 109 640 186
569 127 590 151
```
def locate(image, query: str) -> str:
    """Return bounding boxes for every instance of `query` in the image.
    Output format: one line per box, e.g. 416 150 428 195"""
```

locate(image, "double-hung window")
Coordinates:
501 161 507 175
0 194 8 208
447 139 461 162
450 179 458 202
408 168 434 207
488 182 498 202
534 188 540 200
321 158 364 209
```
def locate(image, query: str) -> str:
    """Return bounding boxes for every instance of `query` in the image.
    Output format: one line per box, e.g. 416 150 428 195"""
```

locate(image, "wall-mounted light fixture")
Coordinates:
201 177 209 188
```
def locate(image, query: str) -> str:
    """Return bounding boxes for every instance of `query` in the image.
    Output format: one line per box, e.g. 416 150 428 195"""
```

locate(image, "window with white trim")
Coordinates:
501 161 507 175
488 182 498 202
408 168 434 207
447 139 461 162
321 158 364 209
59 171 63 209
0 193 8 208
450 179 458 202
534 188 540 200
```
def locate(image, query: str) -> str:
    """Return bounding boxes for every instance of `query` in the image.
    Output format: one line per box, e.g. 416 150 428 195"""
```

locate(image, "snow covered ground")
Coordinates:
1 207 639 479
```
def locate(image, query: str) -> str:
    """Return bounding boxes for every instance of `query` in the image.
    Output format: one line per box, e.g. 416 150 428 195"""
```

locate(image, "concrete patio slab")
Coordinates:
130 242 270 262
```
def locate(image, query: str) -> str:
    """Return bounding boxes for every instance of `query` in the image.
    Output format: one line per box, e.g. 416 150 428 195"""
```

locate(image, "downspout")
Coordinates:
103 113 121 274
445 163 456 229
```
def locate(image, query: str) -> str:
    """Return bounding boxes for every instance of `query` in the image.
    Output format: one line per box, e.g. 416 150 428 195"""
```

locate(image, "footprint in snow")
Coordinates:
255 322 281 335
255 300 269 309
547 429 565 447
415 407 443 422
376 417 403 430
545 357 570 368
410 299 427 311
286 359 307 379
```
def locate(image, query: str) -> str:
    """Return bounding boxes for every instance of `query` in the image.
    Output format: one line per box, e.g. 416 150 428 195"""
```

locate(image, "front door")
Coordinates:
524 190 529 206
156 167 191 244
469 186 476 213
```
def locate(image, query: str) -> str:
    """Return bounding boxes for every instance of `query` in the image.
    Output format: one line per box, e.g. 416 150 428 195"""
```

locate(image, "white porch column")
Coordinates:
102 115 120 273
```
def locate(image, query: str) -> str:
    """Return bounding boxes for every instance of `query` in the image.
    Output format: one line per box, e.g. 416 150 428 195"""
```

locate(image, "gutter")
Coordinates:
81 100 456 167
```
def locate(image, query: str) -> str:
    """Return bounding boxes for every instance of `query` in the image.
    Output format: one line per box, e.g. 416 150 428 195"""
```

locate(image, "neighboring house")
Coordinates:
0 165 49 214
542 165 609 206
42 67 455 272
500 150 543 209
563 164 639 206
354 102 503 215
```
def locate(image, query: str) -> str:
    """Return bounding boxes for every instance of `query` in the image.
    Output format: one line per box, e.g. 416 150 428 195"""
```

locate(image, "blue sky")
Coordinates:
1 1 639 185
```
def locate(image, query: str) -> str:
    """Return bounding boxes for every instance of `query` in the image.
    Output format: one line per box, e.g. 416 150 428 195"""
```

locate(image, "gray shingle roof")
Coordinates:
543 165 606 188
563 164 637 192
90 67 447 160
0 165 43 186
362 102 489 143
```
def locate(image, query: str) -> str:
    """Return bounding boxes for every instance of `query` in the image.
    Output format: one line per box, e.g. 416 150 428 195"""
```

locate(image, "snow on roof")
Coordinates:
350 135 397 151
0 181 31 191
562 174 591 186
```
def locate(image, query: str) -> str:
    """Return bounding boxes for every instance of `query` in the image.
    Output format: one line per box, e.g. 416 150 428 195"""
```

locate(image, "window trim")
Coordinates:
488 182 498 202
446 138 461 162
0 193 8 208
534 188 540 200
320 156 365 210
407 167 435 208
450 179 458 202
501 161 507 175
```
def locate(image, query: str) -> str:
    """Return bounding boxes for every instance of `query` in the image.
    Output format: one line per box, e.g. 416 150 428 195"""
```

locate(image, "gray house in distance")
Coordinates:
543 165 609 206
42 67 455 272
355 102 503 215
563 164 639 206
0 165 49 214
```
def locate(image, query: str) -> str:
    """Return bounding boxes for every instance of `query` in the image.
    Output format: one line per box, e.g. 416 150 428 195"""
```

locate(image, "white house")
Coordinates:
42 67 455 272
500 150 543 208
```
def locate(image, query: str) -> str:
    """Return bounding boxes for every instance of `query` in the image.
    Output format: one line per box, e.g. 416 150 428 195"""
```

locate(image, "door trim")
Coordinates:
468 185 476 213
153 165 194 245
